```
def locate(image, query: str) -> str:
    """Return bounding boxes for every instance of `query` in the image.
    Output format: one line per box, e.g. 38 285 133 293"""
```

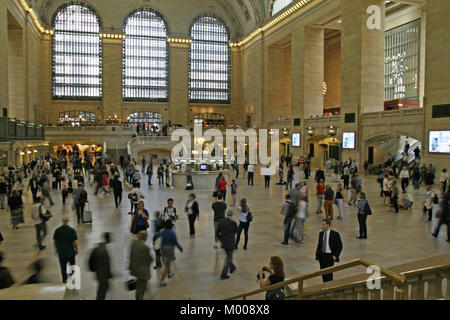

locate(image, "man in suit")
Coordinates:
315 219 343 282
217 210 238 280
90 232 113 300
129 231 153 300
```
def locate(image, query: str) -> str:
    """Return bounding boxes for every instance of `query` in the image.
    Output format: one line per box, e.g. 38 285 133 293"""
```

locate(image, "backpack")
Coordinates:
265 287 285 300
88 248 97 272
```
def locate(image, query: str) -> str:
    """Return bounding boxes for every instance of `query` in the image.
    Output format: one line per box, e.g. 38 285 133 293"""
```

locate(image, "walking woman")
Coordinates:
356 192 371 239
8 190 24 229
185 193 199 237
130 201 149 234
235 198 252 250
154 220 183 287
335 184 344 220
291 194 307 243
12 177 24 199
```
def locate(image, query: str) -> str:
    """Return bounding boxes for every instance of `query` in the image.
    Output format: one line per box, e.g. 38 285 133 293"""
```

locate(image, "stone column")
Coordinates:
303 26 324 118
422 0 450 170
0 3 8 115
102 37 123 122
340 0 385 164
169 42 189 127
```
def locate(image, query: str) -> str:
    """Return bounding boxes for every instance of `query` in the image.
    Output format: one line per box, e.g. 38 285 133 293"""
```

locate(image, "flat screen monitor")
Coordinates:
429 131 450 153
200 164 208 171
292 133 301 147
342 132 356 149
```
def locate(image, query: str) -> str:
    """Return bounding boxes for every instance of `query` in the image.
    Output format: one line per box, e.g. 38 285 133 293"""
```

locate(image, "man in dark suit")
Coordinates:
129 231 153 300
217 210 238 280
90 232 113 300
315 219 343 282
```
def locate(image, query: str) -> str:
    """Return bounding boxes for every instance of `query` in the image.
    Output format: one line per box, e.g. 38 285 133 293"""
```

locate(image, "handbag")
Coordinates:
126 278 137 291
212 190 218 197
247 212 253 223
265 287 285 300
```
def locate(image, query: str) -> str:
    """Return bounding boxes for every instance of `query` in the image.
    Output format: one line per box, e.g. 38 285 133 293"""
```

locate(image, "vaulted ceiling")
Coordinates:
27 0 268 41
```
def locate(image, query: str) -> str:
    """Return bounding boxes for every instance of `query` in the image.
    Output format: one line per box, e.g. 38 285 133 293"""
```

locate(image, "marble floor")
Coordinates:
0 167 448 300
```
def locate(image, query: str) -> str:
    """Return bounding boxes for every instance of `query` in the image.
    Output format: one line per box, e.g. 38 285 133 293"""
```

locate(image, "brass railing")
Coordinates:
299 264 450 300
225 259 406 300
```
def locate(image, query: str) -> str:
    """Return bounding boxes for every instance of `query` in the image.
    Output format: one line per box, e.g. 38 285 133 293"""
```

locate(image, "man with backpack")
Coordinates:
73 183 88 224
88 232 113 300
281 195 297 245
32 197 53 250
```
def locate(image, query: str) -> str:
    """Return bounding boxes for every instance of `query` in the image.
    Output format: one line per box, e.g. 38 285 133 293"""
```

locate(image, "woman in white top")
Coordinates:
235 198 251 250
12 177 24 198
399 167 410 192
291 194 307 243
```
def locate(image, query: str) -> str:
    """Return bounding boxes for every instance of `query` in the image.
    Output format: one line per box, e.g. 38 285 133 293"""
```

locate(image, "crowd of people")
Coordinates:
0 149 448 300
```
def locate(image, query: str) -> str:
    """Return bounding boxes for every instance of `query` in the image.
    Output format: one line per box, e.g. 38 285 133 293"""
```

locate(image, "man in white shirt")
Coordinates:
32 197 53 250
383 174 390 206
399 167 410 192
263 165 272 189
247 164 254 186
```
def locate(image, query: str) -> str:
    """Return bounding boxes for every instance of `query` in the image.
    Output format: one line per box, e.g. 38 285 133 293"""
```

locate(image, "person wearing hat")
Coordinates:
217 210 238 280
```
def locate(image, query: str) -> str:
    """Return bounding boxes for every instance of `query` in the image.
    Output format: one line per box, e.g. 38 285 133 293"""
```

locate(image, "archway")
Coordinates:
363 134 422 167
306 135 341 168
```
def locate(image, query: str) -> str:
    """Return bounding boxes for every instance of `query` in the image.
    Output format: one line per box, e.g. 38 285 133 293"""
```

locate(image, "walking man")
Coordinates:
89 232 113 300
32 197 53 250
217 210 238 280
129 231 153 300
53 216 78 283
212 194 227 249
247 164 254 186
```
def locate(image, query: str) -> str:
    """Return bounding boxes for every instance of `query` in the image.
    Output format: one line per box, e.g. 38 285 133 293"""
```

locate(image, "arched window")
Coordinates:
52 3 102 99
194 113 226 128
189 15 230 103
128 112 163 124
271 0 293 16
123 9 169 101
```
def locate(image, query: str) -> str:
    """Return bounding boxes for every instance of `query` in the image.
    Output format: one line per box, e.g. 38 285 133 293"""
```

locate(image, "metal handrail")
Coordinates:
225 258 406 300
297 264 450 299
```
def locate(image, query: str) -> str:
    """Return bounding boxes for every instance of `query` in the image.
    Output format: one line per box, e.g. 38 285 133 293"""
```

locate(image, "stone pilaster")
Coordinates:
169 42 189 127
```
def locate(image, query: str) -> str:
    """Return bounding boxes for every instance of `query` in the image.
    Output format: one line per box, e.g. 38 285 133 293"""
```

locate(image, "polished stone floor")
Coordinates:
0 167 448 300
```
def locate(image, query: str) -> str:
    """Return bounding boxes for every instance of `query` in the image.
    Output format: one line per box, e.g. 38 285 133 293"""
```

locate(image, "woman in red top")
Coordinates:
218 176 227 201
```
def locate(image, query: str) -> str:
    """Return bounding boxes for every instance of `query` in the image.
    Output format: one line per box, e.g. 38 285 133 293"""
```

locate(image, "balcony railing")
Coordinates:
0 117 45 141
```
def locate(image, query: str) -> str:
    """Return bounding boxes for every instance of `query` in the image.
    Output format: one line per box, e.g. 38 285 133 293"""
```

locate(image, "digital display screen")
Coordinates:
200 164 207 170
429 131 450 153
342 132 356 149
292 133 301 147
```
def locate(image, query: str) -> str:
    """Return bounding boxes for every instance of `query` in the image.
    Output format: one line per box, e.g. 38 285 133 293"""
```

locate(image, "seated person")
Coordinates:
398 191 413 209
258 256 285 300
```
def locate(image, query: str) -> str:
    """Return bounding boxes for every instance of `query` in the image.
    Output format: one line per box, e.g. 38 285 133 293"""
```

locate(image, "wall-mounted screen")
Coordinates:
342 132 356 149
429 131 450 153
292 133 301 147
200 164 208 171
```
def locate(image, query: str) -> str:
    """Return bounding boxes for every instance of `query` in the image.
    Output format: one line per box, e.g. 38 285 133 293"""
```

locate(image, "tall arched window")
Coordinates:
123 9 169 101
271 0 293 16
189 15 230 103
52 3 102 99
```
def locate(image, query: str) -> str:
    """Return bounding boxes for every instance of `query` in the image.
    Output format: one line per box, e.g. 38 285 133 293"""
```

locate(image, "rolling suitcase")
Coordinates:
83 204 92 224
